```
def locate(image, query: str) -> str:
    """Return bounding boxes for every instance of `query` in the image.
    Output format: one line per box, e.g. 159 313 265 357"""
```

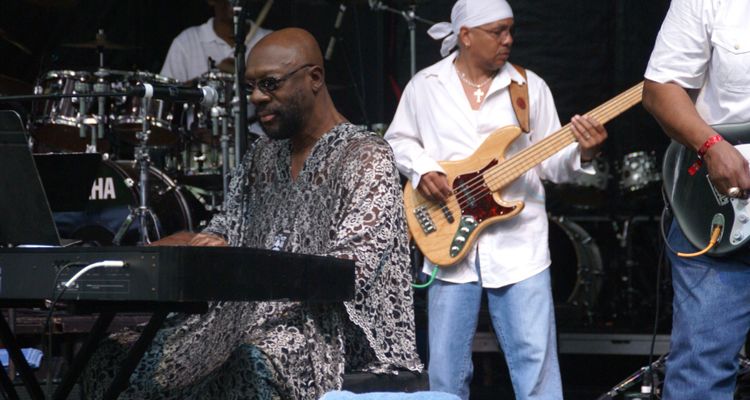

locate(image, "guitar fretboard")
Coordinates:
485 81 644 191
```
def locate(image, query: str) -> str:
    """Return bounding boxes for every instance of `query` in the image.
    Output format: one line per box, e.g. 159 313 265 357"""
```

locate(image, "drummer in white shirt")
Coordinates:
161 0 272 82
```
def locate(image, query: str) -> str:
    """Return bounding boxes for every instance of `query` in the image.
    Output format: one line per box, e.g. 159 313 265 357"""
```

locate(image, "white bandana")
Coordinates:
427 0 514 57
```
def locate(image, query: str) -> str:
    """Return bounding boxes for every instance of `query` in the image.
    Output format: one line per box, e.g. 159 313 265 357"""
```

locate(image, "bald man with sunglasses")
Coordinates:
83 28 422 399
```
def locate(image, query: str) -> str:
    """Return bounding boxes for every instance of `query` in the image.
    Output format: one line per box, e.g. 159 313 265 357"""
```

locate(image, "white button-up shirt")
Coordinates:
385 52 588 288
160 18 271 83
645 0 750 125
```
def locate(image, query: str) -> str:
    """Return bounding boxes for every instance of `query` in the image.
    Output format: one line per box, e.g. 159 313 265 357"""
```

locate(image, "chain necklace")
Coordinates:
457 68 496 103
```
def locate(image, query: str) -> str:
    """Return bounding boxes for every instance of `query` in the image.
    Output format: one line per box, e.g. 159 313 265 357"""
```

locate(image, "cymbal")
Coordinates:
63 30 139 51
62 38 140 50
0 74 33 95
0 27 31 55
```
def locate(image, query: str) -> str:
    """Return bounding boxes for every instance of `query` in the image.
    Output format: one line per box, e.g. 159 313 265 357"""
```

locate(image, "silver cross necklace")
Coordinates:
457 68 496 103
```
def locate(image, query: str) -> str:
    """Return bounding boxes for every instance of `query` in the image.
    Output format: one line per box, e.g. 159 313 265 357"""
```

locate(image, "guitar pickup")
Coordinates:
414 206 436 234
439 202 455 223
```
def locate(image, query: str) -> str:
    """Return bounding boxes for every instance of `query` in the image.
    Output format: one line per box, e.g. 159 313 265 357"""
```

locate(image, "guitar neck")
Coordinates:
485 81 644 191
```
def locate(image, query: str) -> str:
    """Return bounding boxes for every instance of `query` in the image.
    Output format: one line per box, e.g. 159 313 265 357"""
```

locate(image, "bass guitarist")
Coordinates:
384 0 607 398
643 0 750 398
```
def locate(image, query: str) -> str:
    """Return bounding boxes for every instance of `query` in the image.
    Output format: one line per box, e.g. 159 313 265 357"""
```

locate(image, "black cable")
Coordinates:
660 188 682 256
642 237 664 399
44 287 68 394
42 262 82 395
645 194 677 399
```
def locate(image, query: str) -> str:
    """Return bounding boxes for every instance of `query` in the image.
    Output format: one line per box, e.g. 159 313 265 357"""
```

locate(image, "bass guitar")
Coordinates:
662 122 750 255
405 82 643 266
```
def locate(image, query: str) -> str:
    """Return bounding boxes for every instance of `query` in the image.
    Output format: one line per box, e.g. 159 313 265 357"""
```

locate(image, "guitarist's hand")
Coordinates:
570 115 608 161
704 140 750 197
418 171 453 203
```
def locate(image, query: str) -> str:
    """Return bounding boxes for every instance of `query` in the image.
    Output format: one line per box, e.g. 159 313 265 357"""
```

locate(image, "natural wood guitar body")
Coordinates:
404 82 644 266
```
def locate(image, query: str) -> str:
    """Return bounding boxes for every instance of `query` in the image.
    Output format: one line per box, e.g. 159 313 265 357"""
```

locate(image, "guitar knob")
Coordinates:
455 236 466 243
451 246 460 253
460 227 470 233
739 214 749 223
733 232 743 241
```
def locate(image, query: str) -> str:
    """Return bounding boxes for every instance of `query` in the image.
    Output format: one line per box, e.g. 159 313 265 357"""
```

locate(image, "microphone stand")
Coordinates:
113 95 160 246
369 0 435 77
232 2 250 168
595 354 666 400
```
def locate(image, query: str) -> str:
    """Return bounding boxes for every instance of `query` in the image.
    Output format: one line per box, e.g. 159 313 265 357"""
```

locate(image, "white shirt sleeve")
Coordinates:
530 76 585 183
644 0 711 89
384 80 445 188
160 37 190 82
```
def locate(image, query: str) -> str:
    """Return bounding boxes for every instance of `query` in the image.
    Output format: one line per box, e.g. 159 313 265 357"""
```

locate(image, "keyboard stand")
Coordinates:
1 302 209 400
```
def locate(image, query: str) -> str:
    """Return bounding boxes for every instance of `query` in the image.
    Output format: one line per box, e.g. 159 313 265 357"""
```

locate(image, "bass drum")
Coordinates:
548 215 603 324
53 160 211 245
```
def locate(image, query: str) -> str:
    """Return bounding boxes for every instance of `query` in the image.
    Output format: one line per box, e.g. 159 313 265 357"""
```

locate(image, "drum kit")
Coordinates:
544 151 665 327
0 31 248 246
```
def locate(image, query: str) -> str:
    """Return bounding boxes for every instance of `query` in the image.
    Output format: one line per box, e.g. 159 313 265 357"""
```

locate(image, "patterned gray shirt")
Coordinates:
84 123 422 399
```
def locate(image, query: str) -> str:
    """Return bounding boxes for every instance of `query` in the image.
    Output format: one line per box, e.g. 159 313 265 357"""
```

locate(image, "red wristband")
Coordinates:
688 134 724 176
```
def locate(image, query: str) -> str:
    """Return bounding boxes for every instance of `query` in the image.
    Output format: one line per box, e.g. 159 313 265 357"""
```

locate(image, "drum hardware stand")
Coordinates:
616 217 637 321
596 353 666 400
369 0 435 77
232 1 251 167
94 70 110 151
72 81 98 154
216 106 232 208
614 215 649 326
77 93 90 150
113 96 161 246
613 214 662 326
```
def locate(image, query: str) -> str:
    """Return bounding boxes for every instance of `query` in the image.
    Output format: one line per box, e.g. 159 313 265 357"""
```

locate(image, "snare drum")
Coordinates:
53 160 210 245
31 70 98 152
111 71 184 147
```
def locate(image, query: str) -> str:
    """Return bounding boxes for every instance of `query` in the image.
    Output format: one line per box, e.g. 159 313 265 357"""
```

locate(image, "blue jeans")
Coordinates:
427 267 562 400
664 221 750 400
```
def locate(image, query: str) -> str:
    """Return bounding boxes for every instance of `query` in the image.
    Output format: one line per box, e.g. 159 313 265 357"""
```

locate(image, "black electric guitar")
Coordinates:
662 122 750 255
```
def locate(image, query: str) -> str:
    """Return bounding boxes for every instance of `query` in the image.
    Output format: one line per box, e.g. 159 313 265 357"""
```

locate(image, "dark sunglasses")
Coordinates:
246 63 317 94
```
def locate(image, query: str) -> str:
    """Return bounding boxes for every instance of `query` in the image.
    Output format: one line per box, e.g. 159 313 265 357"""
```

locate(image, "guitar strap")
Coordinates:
509 63 530 133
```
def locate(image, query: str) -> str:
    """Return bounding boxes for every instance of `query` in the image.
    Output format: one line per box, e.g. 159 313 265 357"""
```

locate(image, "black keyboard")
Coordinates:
0 246 355 306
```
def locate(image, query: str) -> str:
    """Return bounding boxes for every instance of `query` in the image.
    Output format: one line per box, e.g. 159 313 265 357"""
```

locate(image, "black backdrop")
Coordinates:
0 0 672 164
